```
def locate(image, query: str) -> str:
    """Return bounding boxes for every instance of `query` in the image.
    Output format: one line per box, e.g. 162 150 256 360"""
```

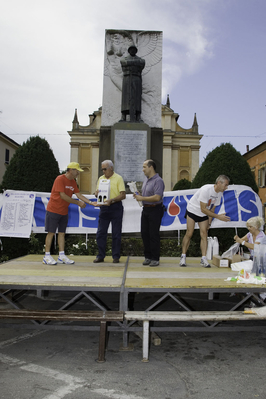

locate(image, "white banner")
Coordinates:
0 185 262 237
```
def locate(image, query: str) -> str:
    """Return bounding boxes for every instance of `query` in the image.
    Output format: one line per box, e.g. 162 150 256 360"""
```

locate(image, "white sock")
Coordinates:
45 252 50 256
181 254 186 258
59 251 65 256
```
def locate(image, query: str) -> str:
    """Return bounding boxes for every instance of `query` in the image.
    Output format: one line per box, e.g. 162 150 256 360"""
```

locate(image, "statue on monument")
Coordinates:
120 46 145 123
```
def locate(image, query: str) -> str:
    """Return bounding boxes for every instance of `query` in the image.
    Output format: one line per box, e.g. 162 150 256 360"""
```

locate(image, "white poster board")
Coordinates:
0 191 36 238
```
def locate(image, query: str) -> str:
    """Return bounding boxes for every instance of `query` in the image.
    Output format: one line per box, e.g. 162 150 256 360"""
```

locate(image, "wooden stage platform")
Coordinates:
1 255 266 342
0 254 253 290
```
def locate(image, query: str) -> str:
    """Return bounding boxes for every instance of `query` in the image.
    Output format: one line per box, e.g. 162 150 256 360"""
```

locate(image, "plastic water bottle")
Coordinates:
259 244 266 276
252 244 260 276
251 255 259 276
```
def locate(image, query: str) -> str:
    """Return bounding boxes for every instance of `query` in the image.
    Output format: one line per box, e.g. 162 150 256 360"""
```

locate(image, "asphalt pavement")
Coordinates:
0 291 265 399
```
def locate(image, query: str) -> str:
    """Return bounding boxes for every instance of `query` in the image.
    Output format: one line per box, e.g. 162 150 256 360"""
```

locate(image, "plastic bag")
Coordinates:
206 237 219 260
246 306 266 316
230 260 253 272
127 181 142 207
222 242 240 258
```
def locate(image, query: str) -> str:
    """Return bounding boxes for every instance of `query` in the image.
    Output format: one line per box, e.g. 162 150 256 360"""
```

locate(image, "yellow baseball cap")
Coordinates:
67 162 84 172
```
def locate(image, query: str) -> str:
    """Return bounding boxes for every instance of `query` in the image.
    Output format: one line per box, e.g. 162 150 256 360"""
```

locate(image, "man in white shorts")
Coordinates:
180 175 230 268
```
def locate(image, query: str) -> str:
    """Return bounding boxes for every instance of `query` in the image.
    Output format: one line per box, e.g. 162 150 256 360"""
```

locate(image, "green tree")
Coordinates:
191 143 258 193
0 136 60 192
0 136 60 262
172 178 191 191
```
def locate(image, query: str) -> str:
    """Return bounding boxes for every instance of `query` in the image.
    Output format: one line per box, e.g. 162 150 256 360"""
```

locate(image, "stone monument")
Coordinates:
100 29 163 186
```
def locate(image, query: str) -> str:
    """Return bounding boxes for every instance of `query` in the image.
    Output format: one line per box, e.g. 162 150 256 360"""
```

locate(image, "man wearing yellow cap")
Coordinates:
43 162 92 265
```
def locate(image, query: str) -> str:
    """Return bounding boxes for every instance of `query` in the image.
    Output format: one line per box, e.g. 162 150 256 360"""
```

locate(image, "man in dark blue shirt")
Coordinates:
134 159 165 266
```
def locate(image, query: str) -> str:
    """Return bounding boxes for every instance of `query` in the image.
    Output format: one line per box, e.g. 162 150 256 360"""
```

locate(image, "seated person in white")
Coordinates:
234 216 265 259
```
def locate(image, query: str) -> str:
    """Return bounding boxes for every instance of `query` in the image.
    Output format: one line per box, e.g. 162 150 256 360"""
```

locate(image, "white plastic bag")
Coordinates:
213 237 219 256
230 260 253 272
206 237 219 260
206 237 213 259
247 306 266 316
222 242 240 258
127 181 142 207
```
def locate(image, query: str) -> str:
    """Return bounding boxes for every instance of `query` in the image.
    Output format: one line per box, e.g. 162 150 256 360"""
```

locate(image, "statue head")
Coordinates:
128 46 138 56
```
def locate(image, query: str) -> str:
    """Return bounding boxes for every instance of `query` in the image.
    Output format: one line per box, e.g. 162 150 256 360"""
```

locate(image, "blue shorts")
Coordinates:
45 211 68 233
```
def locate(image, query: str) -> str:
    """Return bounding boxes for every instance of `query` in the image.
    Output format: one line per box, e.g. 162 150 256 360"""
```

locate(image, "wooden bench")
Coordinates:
125 310 266 361
0 309 124 362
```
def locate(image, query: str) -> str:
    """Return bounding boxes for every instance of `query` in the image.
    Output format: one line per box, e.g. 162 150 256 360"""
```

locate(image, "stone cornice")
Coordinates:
90 142 99 148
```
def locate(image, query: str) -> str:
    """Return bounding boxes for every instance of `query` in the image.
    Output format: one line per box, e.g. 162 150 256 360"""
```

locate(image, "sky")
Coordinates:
0 0 265 172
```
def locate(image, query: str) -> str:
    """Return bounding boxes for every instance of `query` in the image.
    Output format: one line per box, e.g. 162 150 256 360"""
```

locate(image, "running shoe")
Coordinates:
201 258 211 268
43 255 57 265
179 256 186 267
57 255 75 265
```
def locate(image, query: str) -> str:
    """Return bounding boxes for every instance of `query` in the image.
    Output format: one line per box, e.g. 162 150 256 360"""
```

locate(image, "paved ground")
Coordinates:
1 291 266 399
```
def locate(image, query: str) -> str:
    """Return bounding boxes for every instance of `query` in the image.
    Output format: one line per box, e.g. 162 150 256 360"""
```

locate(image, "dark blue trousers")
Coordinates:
141 205 164 261
96 202 123 260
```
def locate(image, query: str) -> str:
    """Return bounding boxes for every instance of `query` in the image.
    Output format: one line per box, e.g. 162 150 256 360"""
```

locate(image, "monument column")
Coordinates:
100 30 163 183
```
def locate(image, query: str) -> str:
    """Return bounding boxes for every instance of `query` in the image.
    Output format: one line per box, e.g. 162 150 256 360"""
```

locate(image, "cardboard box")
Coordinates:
212 255 229 268
212 254 244 268
97 179 110 204
226 254 244 266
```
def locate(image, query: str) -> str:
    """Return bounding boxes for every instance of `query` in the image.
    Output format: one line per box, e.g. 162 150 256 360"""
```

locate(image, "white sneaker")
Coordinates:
201 258 211 268
43 255 57 265
57 255 75 265
179 256 186 267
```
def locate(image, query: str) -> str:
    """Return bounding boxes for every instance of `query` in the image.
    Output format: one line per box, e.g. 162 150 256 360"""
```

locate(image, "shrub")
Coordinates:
172 179 191 191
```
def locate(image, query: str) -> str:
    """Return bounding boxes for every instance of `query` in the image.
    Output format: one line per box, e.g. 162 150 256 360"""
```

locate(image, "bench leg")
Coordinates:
208 292 214 300
142 320 149 362
97 321 107 363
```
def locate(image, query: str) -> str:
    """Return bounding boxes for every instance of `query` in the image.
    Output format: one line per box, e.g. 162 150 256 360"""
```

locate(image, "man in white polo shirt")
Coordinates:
180 175 231 268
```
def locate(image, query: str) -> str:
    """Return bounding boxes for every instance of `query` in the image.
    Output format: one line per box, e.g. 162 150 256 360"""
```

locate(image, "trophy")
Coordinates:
127 181 142 207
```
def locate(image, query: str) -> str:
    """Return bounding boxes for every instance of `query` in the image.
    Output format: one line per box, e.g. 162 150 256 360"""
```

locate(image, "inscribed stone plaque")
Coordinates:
114 130 147 182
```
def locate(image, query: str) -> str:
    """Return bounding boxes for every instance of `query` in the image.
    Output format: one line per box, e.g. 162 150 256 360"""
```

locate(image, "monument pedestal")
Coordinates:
99 123 163 189
111 122 150 190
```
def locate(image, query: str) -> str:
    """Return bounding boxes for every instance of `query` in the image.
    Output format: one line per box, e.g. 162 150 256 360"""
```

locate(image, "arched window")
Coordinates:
180 169 189 180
